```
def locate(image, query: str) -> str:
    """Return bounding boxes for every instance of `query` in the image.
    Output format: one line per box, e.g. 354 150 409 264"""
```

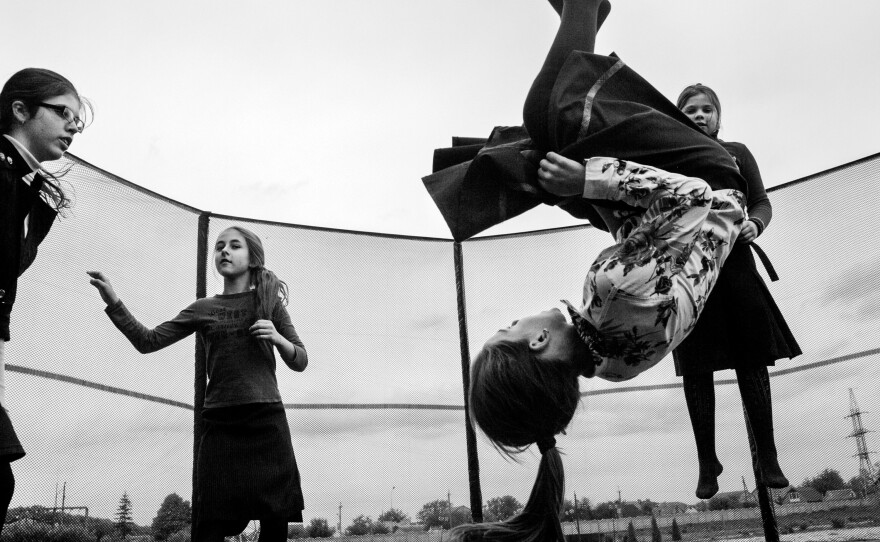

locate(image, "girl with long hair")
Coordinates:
88 226 307 542
0 67 89 533
442 0 783 539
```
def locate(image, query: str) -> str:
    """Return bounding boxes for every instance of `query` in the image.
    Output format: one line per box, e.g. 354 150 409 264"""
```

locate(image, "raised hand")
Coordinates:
86 271 120 306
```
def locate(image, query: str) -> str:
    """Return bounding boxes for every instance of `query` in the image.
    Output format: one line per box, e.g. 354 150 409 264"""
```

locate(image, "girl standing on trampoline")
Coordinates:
88 226 307 542
449 0 776 540
0 68 88 535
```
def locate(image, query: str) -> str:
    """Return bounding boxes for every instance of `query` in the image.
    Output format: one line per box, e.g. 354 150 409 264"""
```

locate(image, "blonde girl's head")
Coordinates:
220 226 289 320
677 83 722 138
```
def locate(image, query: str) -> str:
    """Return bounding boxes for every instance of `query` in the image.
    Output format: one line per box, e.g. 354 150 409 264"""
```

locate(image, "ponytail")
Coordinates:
449 443 567 542
251 265 289 321
450 339 581 541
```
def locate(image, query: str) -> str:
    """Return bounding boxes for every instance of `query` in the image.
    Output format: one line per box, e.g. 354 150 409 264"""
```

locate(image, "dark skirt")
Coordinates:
673 243 802 375
197 402 303 522
0 407 25 463
423 51 749 241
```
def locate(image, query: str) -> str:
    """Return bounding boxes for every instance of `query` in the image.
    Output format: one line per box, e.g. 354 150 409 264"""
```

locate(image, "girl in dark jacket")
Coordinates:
0 68 88 534
674 83 802 499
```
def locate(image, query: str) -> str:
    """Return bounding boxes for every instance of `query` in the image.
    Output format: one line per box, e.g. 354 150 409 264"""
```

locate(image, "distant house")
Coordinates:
823 489 857 502
782 486 823 504
652 502 689 516
764 486 824 504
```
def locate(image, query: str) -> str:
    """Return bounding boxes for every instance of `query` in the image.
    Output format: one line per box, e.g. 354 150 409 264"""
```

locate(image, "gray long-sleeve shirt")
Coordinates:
106 290 306 408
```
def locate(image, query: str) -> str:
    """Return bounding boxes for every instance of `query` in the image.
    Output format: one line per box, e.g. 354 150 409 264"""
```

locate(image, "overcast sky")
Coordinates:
4 0 880 530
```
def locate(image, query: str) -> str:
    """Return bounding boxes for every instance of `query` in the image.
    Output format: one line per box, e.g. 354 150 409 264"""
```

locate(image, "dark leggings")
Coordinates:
198 518 288 542
523 0 603 150
683 366 780 471
0 461 13 536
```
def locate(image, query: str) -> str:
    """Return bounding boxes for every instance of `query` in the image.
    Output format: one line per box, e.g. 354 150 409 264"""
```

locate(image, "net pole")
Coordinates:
454 242 483 521
192 211 210 540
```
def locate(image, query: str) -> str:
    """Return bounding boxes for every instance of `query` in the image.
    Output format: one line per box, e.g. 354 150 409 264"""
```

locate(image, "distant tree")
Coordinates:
708 495 733 511
93 518 115 542
450 506 472 527
151 493 192 541
305 518 335 538
378 508 409 523
115 492 134 539
627 520 639 542
671 518 682 541
803 468 846 494
620 503 642 518
651 515 662 542
345 515 376 536
484 496 523 522
592 501 618 520
417 499 448 529
288 524 307 539
640 500 658 515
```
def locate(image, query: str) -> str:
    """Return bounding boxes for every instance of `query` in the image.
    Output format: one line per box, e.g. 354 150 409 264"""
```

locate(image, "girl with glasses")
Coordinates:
0 68 89 535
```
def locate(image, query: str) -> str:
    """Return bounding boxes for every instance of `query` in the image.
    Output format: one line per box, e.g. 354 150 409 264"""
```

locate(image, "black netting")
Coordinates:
4 152 880 541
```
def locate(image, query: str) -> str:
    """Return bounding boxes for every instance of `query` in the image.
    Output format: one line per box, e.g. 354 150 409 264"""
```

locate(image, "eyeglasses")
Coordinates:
37 102 85 133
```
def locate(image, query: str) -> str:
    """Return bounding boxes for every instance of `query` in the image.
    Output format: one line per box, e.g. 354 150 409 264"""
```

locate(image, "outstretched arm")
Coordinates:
87 271 197 354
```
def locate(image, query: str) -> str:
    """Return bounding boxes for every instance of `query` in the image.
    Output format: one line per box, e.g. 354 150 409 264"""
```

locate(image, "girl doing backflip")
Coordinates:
448 0 789 540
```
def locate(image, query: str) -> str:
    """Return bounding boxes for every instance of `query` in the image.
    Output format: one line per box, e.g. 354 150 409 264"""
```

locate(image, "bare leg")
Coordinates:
683 373 724 499
737 366 788 488
524 0 611 149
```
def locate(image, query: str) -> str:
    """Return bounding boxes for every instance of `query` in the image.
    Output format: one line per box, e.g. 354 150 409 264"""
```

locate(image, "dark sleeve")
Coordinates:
105 299 201 354
731 142 772 235
273 302 308 371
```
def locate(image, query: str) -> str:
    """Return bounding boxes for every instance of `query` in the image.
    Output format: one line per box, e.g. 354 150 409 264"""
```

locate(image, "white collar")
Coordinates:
3 134 42 173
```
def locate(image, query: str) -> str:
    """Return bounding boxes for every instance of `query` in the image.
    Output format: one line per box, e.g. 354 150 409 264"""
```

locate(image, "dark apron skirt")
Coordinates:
197 402 303 522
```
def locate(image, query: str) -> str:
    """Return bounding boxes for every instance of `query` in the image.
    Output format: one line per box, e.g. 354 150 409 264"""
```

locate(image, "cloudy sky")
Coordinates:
4 0 880 530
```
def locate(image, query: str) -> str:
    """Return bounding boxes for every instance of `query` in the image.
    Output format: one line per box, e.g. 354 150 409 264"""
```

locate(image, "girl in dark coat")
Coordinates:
674 83 802 499
0 68 88 535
